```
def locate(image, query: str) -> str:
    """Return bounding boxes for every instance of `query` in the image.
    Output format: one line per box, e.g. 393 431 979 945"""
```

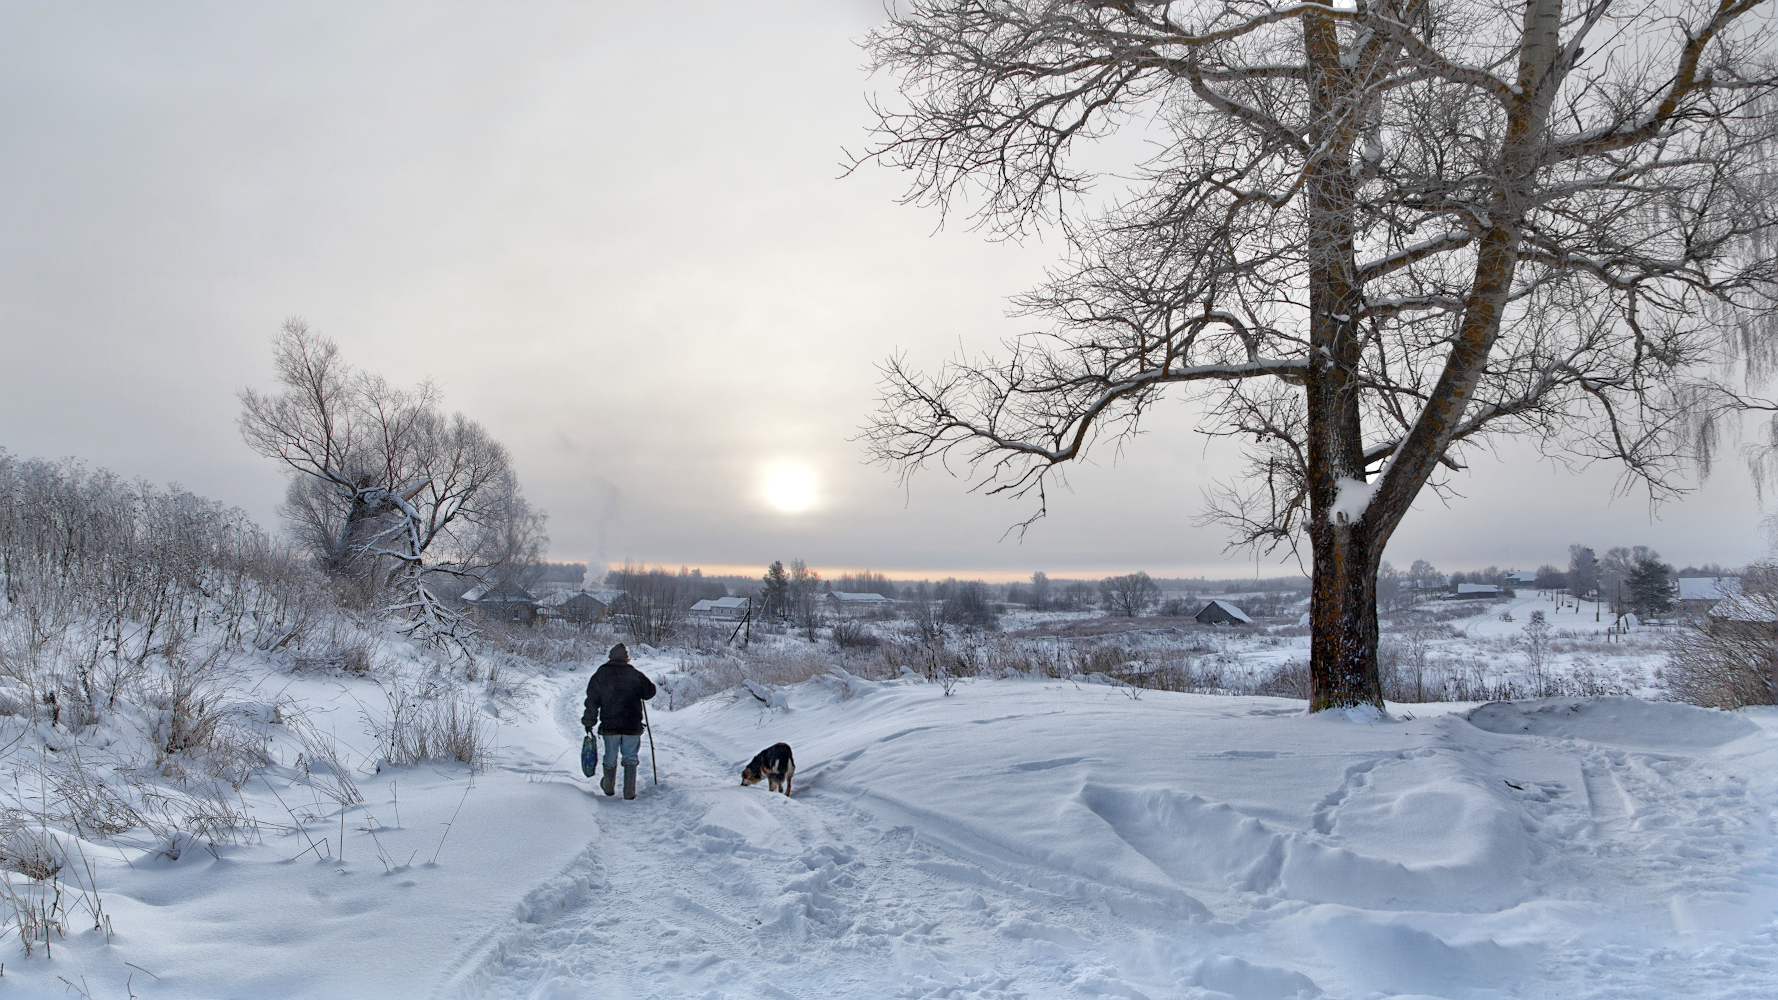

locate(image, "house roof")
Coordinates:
538 589 611 608
462 583 537 604
829 592 891 602
1198 599 1254 623
1456 583 1499 594
1680 577 1741 601
690 596 752 612
1709 594 1776 623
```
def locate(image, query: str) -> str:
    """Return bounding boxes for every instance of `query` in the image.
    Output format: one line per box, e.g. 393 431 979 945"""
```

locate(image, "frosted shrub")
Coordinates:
831 619 879 650
0 822 63 881
656 654 747 710
743 643 840 687
154 634 235 763
1662 563 1778 709
369 682 493 772
291 623 377 675
1664 625 1777 709
1253 660 1311 699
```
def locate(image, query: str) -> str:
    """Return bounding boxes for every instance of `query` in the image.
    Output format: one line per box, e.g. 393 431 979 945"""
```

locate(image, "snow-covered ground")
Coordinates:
13 643 1774 1000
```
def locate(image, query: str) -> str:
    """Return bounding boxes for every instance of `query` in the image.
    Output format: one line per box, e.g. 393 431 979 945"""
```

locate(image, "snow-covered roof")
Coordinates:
1456 583 1499 594
538 589 611 608
1508 571 1537 584
691 596 751 612
1709 594 1777 623
462 583 536 604
828 592 892 603
1680 577 1740 601
1198 599 1254 623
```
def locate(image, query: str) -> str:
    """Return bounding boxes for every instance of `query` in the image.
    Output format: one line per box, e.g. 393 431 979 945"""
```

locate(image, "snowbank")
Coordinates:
7 659 1775 999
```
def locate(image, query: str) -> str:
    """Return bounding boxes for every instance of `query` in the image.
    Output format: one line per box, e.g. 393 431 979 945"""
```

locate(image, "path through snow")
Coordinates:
456 671 1778 1000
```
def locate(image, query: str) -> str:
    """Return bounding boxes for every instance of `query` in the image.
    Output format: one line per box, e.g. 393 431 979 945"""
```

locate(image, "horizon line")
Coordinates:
573 561 1312 585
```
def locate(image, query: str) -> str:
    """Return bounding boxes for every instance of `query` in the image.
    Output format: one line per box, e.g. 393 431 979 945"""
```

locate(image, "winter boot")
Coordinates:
622 763 638 800
600 766 617 797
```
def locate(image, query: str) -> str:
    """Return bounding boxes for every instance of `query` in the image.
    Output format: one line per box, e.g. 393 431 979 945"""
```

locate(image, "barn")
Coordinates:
1196 600 1254 625
826 592 894 615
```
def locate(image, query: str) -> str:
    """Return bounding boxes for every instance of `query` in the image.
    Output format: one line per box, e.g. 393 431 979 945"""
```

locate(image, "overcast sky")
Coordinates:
0 1 1769 584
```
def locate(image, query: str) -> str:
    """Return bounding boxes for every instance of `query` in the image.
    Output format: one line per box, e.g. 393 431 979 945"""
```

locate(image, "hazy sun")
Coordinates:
763 464 817 513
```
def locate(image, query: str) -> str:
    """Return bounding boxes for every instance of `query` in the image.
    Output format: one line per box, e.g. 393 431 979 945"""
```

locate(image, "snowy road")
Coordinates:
453 670 1778 1000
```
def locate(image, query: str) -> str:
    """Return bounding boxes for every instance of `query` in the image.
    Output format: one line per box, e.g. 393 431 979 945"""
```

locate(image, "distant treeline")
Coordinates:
588 563 1311 611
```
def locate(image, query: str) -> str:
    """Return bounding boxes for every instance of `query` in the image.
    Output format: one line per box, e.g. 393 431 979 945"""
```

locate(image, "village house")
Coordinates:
689 596 752 620
1680 576 1741 617
1707 591 1777 640
536 589 614 627
462 582 540 627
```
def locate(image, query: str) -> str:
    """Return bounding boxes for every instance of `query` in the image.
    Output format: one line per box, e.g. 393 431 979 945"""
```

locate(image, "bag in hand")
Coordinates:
580 733 598 777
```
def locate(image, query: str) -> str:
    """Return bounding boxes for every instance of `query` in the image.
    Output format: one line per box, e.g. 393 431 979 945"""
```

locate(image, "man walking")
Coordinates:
581 643 656 799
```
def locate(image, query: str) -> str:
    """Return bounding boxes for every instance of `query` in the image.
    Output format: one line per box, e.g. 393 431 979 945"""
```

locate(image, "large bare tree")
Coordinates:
859 0 1778 709
239 320 546 649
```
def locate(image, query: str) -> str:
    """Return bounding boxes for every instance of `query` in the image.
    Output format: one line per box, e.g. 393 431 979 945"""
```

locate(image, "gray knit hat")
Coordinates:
608 643 630 663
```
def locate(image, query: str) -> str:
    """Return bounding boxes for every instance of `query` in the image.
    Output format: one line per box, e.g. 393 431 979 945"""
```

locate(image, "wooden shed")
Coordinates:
1196 599 1254 625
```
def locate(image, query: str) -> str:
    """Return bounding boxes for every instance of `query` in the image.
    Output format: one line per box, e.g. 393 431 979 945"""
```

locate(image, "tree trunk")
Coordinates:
1302 6 1384 712
1309 527 1384 711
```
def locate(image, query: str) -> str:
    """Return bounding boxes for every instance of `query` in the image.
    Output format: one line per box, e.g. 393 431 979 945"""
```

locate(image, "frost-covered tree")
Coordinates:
238 320 547 649
941 578 1001 628
1600 544 1660 608
606 563 691 645
858 1 1778 709
833 570 900 600
1406 559 1442 590
1100 571 1161 616
1377 560 1415 610
788 560 822 637
1567 545 1600 599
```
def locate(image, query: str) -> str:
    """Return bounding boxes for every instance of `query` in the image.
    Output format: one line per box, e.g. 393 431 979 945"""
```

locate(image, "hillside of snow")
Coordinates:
10 650 1775 1000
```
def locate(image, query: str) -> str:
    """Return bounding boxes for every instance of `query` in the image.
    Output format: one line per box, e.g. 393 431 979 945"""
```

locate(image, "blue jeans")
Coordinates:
600 734 641 767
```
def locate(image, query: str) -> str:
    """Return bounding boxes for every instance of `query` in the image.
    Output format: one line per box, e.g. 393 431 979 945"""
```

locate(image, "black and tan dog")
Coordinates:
740 742 795 796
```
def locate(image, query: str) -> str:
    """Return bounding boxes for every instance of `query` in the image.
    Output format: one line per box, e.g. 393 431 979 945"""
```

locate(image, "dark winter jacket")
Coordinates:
582 660 657 736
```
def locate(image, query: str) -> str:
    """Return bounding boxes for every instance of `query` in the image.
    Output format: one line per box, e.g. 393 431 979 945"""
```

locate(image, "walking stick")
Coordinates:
642 701 658 785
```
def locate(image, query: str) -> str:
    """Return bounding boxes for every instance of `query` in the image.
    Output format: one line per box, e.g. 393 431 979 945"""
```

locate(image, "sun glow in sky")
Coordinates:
0 2 1765 577
763 463 817 514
